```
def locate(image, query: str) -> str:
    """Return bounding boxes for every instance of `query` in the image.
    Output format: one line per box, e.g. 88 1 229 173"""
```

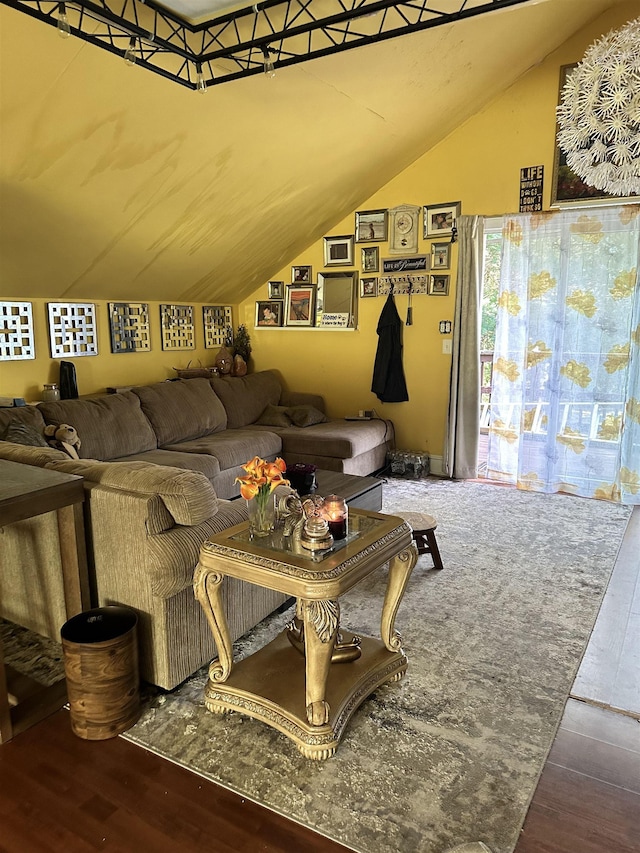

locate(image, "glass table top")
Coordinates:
229 511 387 563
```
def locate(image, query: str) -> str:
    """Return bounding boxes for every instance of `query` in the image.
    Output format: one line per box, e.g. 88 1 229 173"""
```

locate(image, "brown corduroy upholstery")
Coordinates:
39 392 157 460
0 371 391 688
132 378 227 446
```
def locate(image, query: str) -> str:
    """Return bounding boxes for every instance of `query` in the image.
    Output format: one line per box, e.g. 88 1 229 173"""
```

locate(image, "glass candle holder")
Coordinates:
321 494 348 540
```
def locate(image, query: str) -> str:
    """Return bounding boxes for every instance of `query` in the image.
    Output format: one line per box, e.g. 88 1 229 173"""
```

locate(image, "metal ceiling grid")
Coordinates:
1 0 535 89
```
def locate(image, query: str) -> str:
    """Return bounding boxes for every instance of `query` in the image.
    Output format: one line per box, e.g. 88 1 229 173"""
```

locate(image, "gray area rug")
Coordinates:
119 478 631 853
0 619 65 686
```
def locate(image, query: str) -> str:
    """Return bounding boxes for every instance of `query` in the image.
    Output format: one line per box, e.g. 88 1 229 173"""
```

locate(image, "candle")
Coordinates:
328 518 347 540
322 495 348 541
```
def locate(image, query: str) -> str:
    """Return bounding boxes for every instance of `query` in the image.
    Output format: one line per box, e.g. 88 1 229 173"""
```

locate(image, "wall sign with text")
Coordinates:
520 165 544 212
382 255 428 274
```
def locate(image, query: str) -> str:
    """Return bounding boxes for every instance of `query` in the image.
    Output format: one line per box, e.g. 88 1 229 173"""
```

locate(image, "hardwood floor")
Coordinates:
0 710 353 853
0 506 638 853
571 507 640 719
514 504 640 853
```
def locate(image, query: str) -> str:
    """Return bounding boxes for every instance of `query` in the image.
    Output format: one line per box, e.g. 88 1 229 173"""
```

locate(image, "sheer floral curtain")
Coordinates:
487 205 640 504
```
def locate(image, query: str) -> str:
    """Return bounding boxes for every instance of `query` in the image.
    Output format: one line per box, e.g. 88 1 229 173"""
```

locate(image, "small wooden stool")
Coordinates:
396 511 443 570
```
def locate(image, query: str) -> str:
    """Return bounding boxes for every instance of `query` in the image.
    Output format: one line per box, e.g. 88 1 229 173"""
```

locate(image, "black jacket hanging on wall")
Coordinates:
371 291 409 403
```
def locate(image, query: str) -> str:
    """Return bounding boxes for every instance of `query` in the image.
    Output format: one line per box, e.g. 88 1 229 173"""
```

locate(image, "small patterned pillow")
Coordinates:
1 421 50 447
254 404 292 428
286 405 328 428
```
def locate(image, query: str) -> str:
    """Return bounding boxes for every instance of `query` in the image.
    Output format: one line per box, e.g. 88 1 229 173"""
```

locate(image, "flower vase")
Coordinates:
247 494 275 537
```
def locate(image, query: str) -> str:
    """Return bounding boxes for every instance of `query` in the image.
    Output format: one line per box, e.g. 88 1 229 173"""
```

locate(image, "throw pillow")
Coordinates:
286 405 328 428
254 404 292 428
1 421 50 447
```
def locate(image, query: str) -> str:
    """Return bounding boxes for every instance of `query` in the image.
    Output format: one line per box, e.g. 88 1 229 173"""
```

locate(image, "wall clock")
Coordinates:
389 204 421 254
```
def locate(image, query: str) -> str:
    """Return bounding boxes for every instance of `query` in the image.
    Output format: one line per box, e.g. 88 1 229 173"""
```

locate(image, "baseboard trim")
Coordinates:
429 455 444 476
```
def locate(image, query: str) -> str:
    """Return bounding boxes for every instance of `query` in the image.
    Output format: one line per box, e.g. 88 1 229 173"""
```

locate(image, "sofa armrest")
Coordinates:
85 484 248 599
279 390 326 414
0 439 70 467
148 499 248 597
45 458 217 526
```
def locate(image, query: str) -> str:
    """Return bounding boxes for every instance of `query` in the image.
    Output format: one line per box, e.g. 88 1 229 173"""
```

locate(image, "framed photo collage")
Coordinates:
257 202 458 328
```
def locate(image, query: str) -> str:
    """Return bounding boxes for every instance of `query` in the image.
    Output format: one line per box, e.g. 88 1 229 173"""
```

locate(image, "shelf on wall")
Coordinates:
253 326 357 332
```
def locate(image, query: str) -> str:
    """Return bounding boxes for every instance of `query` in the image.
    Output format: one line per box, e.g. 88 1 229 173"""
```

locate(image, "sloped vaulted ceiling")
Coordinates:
0 0 628 304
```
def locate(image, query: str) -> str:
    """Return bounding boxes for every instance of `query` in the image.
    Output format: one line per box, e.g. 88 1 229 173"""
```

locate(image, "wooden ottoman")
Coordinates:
395 511 443 570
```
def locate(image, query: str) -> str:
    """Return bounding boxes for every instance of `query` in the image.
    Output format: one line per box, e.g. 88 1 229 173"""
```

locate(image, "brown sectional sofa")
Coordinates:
36 370 392 496
0 371 393 690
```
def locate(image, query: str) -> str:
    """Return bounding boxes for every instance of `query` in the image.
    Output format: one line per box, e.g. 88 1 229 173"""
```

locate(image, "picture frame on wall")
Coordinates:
203 305 232 350
284 284 316 326
0 301 35 361
291 265 312 283
255 300 284 327
109 302 151 353
355 209 388 242
431 242 451 269
323 235 354 267
160 303 195 351
268 281 284 299
429 274 450 296
285 286 315 326
360 277 378 298
48 302 99 358
361 245 380 273
423 202 460 237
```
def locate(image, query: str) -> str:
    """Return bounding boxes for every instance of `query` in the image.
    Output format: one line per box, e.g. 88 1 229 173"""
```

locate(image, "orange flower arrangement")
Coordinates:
235 456 289 500
236 456 289 535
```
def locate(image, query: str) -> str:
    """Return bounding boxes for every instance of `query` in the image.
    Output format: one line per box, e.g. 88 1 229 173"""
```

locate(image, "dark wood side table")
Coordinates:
0 459 90 743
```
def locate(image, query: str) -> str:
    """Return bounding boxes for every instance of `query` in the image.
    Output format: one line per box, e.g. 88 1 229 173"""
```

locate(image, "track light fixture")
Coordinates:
196 63 207 94
8 0 533 89
124 36 137 66
261 46 276 78
57 2 70 38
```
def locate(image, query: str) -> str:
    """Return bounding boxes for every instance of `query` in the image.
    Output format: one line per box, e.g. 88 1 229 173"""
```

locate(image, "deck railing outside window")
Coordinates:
479 351 623 444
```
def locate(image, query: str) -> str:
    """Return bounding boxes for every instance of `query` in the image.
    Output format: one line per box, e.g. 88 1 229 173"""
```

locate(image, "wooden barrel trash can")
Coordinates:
61 605 141 740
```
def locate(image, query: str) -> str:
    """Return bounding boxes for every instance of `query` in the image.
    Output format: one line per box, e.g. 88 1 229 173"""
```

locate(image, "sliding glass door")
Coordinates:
486 206 640 504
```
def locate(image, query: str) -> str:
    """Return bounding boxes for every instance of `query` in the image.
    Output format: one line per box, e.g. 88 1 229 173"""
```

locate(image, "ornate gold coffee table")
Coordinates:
194 509 417 759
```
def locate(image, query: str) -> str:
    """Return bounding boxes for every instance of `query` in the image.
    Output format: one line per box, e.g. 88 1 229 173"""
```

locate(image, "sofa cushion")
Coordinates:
45 459 217 526
210 370 282 429
1 420 49 447
286 405 328 428
109 449 220 481
0 405 47 434
254 404 292 428
277 418 390 460
279 390 326 414
133 379 227 446
164 428 282 473
38 392 157 461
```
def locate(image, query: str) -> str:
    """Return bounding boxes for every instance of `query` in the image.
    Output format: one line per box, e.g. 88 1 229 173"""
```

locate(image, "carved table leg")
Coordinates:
193 562 233 683
381 543 418 652
302 599 339 726
287 598 362 663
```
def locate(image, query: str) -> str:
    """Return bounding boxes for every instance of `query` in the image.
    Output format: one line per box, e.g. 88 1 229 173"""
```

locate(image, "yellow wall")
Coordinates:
1 2 635 460
240 2 637 464
0 298 231 403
